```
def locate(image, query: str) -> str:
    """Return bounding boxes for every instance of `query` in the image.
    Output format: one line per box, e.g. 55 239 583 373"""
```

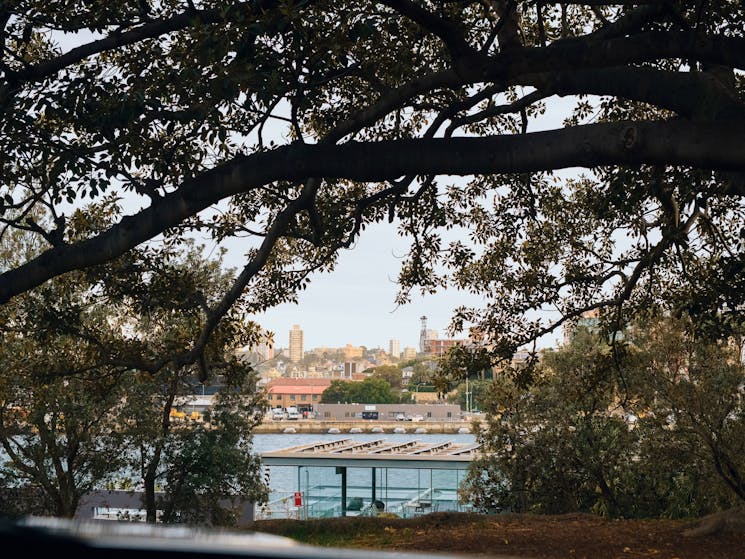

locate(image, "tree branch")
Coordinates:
2 119 745 304
329 31 745 142
379 0 480 62
8 1 281 85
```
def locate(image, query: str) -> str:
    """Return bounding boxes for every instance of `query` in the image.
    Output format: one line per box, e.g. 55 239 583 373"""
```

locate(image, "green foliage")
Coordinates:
625 314 745 507
450 379 489 412
320 377 398 404
371 365 403 390
463 320 745 519
0 220 267 522
407 361 436 387
159 380 268 527
0 271 131 517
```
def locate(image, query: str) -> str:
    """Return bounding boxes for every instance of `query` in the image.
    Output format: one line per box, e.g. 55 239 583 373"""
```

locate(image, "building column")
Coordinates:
336 466 347 516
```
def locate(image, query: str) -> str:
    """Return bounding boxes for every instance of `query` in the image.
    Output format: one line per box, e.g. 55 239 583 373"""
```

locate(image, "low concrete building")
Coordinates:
315 403 462 421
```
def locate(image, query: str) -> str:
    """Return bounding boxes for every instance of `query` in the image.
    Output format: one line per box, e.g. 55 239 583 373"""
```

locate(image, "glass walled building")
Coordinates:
259 438 480 519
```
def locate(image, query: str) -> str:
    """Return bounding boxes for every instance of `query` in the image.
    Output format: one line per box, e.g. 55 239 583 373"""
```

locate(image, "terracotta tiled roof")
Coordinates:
267 378 332 386
266 377 332 395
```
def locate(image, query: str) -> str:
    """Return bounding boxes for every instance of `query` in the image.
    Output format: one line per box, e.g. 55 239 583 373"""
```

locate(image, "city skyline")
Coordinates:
238 220 495 351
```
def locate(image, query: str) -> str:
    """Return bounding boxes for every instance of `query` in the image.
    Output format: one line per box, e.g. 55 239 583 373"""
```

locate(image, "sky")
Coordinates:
225 220 492 352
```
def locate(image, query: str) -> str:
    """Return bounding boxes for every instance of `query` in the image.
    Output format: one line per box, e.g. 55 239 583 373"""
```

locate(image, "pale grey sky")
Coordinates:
243 220 490 351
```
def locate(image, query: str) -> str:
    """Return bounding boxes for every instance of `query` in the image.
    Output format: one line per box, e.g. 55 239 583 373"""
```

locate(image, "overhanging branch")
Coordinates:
1 119 744 303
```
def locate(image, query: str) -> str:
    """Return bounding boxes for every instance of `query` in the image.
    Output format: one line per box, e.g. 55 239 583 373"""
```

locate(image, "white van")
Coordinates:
285 407 301 420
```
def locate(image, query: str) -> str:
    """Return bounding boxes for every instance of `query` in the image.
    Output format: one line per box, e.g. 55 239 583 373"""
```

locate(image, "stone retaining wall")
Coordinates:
253 420 480 434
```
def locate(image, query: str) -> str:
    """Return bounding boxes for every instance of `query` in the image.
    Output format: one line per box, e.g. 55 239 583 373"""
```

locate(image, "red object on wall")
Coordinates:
294 491 303 506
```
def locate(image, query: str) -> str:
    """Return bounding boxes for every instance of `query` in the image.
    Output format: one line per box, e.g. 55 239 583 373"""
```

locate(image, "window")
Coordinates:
447 412 452 418
427 411 432 418
301 394 307 401
290 395 296 401
312 394 318 401
324 411 331 418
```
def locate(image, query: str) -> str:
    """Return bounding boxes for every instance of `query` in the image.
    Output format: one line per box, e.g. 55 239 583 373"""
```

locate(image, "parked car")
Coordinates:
286 407 301 420
271 409 285 421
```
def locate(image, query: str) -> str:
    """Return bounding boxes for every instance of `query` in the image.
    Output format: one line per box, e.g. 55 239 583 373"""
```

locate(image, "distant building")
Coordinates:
343 344 364 360
402 346 417 360
316 403 462 421
289 324 304 362
426 338 464 356
265 377 331 412
388 339 400 359
343 362 357 378
562 309 600 345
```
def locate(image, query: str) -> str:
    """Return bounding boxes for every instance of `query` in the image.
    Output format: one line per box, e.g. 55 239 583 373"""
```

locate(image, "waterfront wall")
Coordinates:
253 419 481 434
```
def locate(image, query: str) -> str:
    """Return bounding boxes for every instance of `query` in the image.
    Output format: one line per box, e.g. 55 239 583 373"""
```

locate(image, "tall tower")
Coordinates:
289 324 304 363
389 339 400 359
419 316 428 354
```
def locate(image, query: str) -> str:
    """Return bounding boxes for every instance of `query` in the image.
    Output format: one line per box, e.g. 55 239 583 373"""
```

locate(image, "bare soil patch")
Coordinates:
253 511 745 559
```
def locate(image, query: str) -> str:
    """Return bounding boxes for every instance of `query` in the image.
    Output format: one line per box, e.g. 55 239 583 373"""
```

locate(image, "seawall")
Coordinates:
253 419 481 434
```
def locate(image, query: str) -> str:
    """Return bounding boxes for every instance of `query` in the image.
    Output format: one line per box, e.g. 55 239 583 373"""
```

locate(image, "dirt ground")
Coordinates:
254 511 745 559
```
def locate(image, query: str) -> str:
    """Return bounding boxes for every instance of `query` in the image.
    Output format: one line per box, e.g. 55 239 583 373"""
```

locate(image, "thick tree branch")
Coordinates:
330 31 745 141
1 119 744 304
524 66 745 120
477 31 745 83
189 178 322 380
7 1 281 85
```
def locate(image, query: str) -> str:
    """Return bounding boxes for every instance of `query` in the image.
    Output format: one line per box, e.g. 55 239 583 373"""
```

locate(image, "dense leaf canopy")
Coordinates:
1 0 744 370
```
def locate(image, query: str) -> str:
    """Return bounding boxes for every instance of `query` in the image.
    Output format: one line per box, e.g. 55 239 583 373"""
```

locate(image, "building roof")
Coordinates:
267 377 332 386
266 377 332 395
261 438 481 470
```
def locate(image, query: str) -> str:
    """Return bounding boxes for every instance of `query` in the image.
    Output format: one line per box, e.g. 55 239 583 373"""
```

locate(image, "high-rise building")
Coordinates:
343 362 357 378
402 346 417 360
289 324 304 363
388 339 400 359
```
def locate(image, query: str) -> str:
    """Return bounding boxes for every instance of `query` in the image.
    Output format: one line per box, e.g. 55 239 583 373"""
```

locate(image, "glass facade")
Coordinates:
261 464 471 519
